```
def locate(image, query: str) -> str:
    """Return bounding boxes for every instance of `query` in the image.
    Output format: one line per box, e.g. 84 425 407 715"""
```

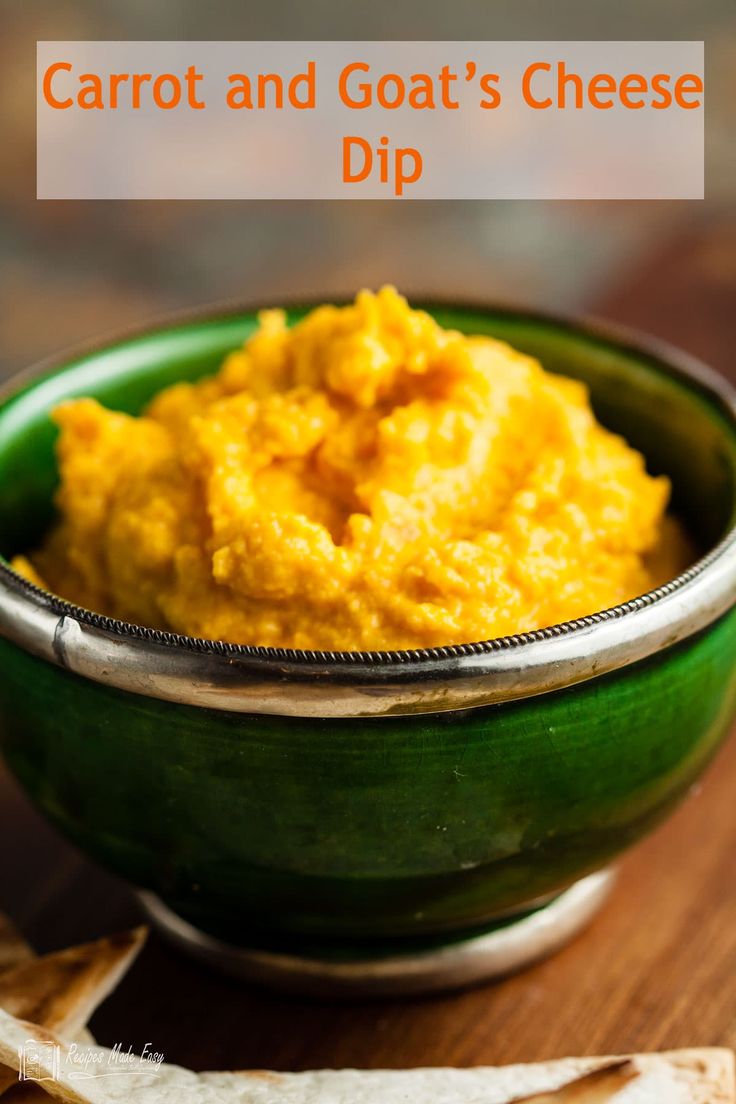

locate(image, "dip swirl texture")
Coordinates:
16 288 691 650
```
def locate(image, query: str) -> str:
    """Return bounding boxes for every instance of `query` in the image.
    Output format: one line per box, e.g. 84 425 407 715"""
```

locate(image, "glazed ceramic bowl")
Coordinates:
1 304 735 960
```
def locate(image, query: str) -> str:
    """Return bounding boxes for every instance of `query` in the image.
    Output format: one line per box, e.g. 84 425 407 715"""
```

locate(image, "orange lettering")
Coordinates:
257 73 283 109
675 73 703 108
227 74 253 109
109 73 129 109
396 147 422 196
78 73 103 110
408 73 435 109
289 62 315 108
377 73 405 109
152 74 181 109
619 73 647 109
131 73 152 109
650 73 673 109
588 73 616 109
522 62 552 109
557 62 583 109
343 136 372 182
185 65 205 109
479 73 501 109
339 62 371 109
42 61 73 109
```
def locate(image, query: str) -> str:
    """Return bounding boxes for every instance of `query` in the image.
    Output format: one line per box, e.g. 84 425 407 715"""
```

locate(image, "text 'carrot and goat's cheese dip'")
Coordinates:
14 288 691 650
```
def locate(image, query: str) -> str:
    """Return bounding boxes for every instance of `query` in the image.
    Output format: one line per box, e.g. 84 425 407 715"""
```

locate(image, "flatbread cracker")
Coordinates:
0 913 97 1054
0 931 146 1097
0 1011 731 1103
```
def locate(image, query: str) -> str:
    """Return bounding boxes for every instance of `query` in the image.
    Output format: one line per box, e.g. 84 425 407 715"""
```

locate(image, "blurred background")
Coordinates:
1 0 734 383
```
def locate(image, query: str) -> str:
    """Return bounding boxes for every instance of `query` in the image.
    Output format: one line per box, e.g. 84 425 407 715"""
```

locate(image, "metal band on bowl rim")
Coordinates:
0 301 734 719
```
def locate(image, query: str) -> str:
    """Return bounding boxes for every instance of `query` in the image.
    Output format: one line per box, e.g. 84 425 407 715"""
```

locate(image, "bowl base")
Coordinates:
138 869 614 997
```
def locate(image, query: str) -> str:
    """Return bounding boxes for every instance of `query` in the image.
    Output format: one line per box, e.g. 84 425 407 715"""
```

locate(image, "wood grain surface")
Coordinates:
1 215 735 1072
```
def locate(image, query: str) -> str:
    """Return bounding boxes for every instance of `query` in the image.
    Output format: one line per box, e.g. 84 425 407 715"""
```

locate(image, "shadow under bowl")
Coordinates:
0 302 734 961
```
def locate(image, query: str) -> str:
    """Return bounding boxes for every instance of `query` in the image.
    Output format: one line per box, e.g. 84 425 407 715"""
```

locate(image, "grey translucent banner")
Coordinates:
37 41 704 199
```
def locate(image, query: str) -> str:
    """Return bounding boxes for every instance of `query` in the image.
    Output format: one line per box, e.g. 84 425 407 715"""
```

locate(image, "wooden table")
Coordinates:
1 215 735 1072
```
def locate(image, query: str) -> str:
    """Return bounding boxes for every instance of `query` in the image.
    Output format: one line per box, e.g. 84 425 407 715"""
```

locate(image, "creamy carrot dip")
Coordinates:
14 288 691 650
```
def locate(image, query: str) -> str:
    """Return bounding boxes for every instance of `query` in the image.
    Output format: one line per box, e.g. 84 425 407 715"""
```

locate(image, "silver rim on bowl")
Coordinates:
0 302 735 719
138 870 616 997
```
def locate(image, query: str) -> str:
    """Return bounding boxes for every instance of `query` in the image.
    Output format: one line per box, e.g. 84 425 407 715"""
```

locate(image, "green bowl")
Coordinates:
0 303 735 961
